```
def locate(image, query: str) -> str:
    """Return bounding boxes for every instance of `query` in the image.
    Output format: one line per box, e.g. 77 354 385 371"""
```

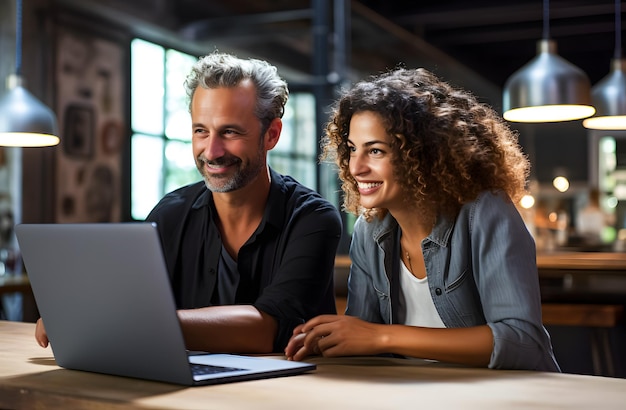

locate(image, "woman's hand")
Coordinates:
285 315 386 361
285 323 312 359
35 317 49 348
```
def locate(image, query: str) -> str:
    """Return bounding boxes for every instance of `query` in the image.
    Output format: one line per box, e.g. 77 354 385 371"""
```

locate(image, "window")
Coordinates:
130 39 197 220
268 93 317 189
130 39 320 220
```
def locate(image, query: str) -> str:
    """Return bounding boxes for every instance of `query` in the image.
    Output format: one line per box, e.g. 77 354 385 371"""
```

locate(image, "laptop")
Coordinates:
15 222 315 386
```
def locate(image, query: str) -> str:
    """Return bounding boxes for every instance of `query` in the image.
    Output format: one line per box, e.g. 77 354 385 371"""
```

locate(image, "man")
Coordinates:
36 52 342 354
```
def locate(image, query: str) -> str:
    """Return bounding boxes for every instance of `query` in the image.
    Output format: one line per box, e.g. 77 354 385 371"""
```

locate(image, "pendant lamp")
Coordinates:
502 0 595 123
0 0 59 147
583 0 626 130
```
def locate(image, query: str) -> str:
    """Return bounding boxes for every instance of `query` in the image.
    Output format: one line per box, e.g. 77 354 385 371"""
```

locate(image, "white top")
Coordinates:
396 260 446 328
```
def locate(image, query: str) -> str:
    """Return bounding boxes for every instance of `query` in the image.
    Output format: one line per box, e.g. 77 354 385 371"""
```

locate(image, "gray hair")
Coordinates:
185 52 289 130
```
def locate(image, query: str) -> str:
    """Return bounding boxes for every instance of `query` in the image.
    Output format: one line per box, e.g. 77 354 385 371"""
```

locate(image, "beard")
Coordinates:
196 139 266 193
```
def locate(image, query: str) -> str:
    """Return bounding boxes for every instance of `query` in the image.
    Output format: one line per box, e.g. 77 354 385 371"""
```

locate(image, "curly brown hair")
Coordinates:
321 67 530 221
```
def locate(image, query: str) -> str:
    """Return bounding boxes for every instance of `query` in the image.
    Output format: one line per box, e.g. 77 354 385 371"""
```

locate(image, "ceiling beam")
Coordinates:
179 9 312 40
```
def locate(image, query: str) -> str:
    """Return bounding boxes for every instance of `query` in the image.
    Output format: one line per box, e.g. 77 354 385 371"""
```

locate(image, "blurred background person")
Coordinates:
576 188 615 247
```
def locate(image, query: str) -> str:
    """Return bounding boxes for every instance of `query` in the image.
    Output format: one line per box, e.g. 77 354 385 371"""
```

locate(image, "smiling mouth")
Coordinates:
203 163 232 175
206 163 232 170
357 182 382 189
200 157 239 174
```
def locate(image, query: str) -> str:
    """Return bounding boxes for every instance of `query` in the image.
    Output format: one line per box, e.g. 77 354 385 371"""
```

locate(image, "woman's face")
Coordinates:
347 111 404 212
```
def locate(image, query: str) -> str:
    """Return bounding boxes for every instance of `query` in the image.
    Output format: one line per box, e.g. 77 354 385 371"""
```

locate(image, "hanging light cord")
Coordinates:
615 0 622 60
15 0 23 76
542 0 550 40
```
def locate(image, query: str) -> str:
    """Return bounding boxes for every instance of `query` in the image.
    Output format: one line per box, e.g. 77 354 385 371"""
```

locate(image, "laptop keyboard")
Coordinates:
191 363 245 376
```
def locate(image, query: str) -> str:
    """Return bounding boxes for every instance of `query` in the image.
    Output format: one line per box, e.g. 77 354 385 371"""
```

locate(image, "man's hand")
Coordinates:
35 318 49 348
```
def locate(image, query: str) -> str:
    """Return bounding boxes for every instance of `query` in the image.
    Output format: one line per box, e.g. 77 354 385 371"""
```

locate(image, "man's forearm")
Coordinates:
177 305 277 353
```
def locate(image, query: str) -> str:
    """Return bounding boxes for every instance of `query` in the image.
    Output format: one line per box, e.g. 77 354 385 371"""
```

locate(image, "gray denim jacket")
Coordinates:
345 190 560 371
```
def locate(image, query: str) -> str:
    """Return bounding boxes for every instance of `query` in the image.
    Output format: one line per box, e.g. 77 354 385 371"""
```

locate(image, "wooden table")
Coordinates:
1 321 625 409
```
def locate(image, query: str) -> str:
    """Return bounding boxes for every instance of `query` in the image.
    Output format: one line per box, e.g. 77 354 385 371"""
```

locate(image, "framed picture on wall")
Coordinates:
55 25 126 223
62 103 95 159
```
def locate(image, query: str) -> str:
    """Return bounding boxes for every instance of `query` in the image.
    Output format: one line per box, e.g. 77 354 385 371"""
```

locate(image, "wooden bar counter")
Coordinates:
536 252 626 304
537 251 626 271
336 252 626 304
1 321 626 409
336 251 626 273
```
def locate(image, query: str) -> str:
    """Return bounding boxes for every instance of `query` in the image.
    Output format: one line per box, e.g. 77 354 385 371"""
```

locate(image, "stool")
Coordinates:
542 303 623 377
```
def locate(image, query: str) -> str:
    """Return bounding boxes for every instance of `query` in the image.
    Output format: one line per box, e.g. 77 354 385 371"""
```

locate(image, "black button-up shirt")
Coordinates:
146 169 342 351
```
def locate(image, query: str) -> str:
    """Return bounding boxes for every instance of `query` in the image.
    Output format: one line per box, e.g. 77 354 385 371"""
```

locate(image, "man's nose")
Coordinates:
203 134 225 160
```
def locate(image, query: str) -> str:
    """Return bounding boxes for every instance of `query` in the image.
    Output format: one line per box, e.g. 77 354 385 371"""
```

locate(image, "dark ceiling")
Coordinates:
359 0 623 88
173 0 623 96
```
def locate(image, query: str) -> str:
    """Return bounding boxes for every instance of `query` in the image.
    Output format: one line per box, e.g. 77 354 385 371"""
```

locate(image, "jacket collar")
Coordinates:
372 211 455 248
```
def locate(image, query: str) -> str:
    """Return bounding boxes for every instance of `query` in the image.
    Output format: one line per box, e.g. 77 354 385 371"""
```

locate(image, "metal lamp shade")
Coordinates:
583 59 626 130
0 76 60 147
503 39 595 123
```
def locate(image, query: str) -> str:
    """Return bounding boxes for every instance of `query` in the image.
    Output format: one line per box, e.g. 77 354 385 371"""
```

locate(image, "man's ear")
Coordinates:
264 118 282 151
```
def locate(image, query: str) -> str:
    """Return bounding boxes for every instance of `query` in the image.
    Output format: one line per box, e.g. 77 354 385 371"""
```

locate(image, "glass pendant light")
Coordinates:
502 0 595 123
0 0 59 147
583 0 626 130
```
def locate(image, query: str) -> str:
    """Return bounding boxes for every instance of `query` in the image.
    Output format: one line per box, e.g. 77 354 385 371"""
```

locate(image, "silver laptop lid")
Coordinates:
16 222 316 386
16 222 195 384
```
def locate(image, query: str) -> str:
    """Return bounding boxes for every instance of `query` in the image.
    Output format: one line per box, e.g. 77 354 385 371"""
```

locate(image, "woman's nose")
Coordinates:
349 153 367 176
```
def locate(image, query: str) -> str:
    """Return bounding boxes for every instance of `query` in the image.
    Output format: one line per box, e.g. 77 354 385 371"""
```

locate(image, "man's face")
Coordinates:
190 80 267 192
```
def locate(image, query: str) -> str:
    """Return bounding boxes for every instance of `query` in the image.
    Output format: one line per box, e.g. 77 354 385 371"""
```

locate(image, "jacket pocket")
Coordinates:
445 267 485 325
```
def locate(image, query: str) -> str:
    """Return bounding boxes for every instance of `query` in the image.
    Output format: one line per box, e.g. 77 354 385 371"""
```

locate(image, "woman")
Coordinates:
285 68 560 371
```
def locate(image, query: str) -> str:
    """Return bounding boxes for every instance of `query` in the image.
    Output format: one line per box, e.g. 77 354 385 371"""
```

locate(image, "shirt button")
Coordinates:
435 288 442 295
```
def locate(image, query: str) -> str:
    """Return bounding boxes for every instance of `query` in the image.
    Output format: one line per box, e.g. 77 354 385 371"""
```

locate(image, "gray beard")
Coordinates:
200 148 267 193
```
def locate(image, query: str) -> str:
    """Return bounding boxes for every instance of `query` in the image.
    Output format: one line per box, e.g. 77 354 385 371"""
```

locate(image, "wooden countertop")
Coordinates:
1 320 626 409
